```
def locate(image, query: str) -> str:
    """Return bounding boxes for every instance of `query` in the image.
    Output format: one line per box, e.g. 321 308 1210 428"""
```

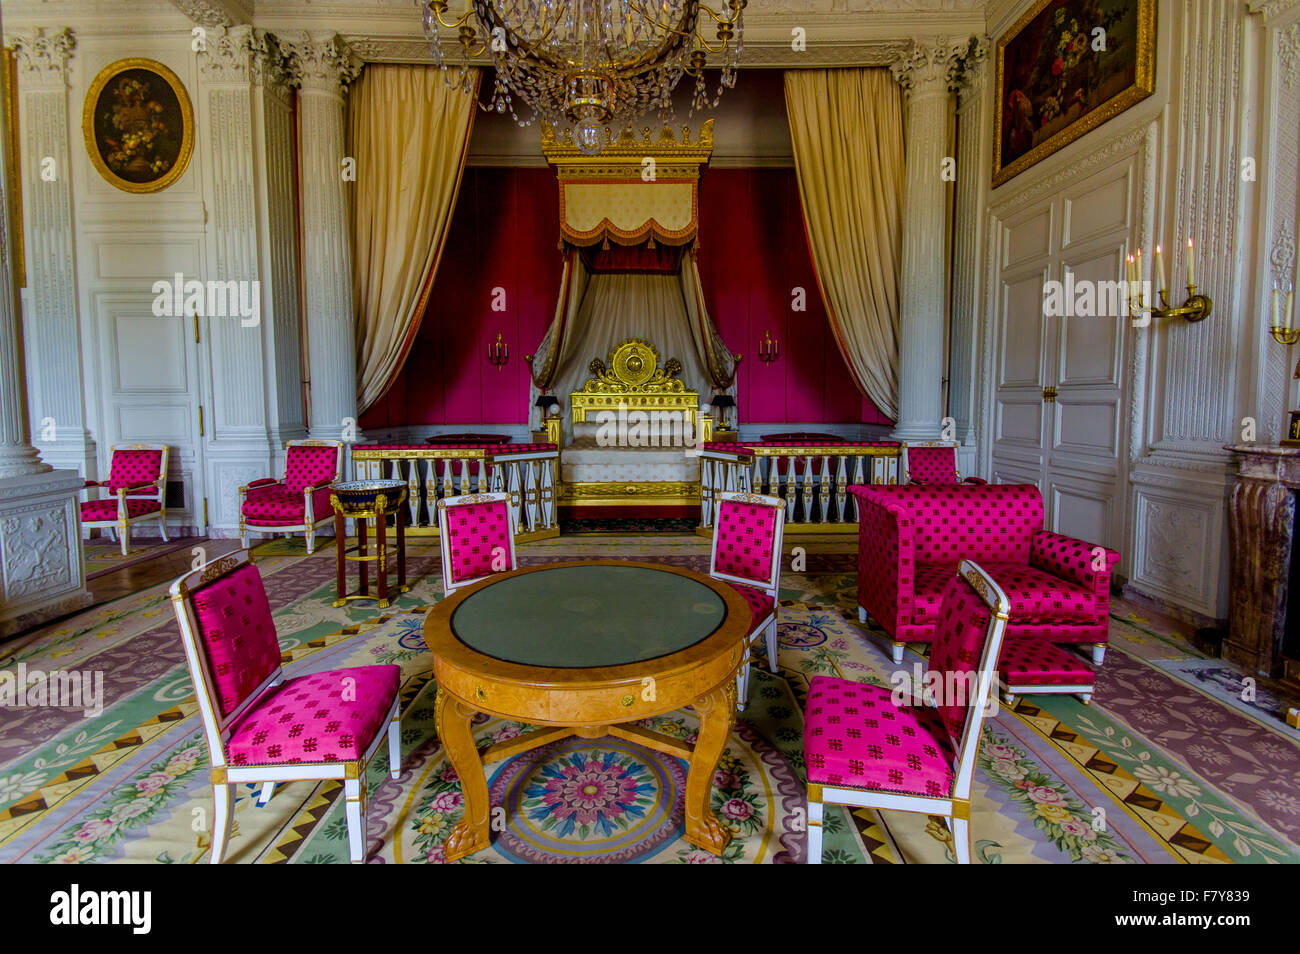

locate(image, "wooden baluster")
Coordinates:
441 455 454 502
819 454 832 522
477 458 487 495
539 456 555 528
834 455 848 523
700 457 713 528
423 457 438 526
508 462 523 530
780 456 795 523
800 455 813 523
524 459 539 533
490 462 504 493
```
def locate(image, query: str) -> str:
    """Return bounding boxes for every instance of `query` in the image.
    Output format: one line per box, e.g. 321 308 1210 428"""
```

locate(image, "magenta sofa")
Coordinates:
850 483 1120 665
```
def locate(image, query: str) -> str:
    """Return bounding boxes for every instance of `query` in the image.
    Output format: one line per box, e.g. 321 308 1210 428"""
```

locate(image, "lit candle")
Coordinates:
1125 254 1135 286
1187 239 1196 288
1154 245 1167 295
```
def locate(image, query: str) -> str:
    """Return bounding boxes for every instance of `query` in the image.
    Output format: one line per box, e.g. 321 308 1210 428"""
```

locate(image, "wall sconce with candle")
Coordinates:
1126 239 1213 323
487 332 509 370
1267 282 1300 445
758 331 779 365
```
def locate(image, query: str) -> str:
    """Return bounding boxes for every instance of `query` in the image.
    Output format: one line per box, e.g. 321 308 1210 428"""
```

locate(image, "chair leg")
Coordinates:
388 718 402 780
765 617 779 674
1002 690 1017 707
256 782 275 807
891 641 905 665
159 515 170 542
240 525 249 549
736 659 751 711
344 777 366 864
118 522 129 557
950 815 973 864
210 783 234 864
857 606 868 624
305 526 316 555
806 798 824 864
1091 644 1106 666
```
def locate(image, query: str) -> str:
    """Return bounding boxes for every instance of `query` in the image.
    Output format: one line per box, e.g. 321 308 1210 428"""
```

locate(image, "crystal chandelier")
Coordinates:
421 0 745 154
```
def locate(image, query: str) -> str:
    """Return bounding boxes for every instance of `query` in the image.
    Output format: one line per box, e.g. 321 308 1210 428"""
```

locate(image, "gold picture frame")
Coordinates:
82 57 193 194
993 0 1156 188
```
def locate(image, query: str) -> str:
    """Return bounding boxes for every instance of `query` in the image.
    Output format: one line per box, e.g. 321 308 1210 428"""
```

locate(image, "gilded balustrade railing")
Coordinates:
698 442 901 531
351 443 560 542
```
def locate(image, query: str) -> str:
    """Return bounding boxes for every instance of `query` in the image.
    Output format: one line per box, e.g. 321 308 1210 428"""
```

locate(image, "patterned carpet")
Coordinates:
1 534 1297 864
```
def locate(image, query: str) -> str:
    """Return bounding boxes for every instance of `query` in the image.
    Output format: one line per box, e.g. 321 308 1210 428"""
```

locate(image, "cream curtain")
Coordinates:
349 65 479 412
681 251 737 393
528 248 589 394
784 68 904 420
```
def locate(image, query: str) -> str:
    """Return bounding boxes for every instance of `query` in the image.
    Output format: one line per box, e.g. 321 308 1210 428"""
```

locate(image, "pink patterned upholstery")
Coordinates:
241 484 334 526
803 678 955 796
106 448 164 496
927 574 996 747
907 445 958 485
998 636 1095 688
283 445 338 493
190 563 283 717
80 498 161 522
725 580 776 631
714 499 779 585
851 484 1119 649
444 499 513 585
225 665 400 765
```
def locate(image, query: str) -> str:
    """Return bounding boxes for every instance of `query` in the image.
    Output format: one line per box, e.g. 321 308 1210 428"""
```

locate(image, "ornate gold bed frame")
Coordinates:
560 338 713 508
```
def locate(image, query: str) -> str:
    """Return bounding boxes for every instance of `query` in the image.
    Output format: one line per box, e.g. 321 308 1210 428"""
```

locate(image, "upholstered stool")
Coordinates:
999 637 1096 705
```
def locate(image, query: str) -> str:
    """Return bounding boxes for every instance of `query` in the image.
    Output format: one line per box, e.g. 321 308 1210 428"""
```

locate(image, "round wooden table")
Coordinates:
423 560 750 861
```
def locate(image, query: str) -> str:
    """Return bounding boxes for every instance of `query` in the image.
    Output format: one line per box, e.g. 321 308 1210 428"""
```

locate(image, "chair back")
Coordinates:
169 549 284 765
284 440 342 493
436 492 516 595
928 560 1010 800
710 491 785 596
107 443 168 498
903 441 959 484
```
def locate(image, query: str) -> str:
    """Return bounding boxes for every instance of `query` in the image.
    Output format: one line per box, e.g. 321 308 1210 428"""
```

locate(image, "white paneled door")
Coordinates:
987 159 1137 554
94 294 207 535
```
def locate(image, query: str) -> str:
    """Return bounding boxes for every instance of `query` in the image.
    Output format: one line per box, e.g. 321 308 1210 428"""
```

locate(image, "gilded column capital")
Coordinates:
8 27 75 90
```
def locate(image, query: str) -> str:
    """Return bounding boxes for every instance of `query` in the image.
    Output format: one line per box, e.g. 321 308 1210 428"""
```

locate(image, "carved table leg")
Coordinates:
435 686 491 861
683 680 736 855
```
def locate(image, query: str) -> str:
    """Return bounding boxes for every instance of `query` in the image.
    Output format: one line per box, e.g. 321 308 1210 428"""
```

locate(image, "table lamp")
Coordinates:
709 394 736 431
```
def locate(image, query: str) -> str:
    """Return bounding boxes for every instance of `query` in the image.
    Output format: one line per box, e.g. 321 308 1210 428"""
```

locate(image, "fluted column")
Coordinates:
890 37 966 443
9 28 93 476
284 32 360 444
0 7 91 636
949 38 990 468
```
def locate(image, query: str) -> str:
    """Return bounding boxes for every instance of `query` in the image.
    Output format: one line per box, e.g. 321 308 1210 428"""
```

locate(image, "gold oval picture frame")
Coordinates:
82 57 193 194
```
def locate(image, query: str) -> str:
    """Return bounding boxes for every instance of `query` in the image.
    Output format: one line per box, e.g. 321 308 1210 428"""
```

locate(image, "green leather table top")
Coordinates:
450 564 727 668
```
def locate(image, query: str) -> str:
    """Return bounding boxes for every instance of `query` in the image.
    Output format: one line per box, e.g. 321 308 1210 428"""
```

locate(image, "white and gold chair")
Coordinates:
708 490 786 710
238 440 342 554
436 492 517 596
169 549 401 864
78 443 169 556
804 560 1009 864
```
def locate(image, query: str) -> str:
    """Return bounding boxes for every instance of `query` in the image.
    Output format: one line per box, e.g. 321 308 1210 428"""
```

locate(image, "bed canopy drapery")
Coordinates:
526 122 738 442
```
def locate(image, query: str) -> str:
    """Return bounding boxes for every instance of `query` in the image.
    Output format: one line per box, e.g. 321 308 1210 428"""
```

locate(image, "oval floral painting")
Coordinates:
83 58 193 193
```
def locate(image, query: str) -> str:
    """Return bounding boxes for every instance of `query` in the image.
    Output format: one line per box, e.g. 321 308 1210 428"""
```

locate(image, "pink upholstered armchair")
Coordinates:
851 483 1120 665
169 549 401 863
902 441 986 485
709 491 786 709
436 492 517 595
805 560 1010 864
238 440 343 554
79 443 169 555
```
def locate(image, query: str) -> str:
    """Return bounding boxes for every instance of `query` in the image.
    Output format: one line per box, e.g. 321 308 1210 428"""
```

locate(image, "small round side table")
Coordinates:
330 480 409 609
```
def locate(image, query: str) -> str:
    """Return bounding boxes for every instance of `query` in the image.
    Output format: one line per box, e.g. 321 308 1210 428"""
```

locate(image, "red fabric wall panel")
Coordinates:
360 165 888 428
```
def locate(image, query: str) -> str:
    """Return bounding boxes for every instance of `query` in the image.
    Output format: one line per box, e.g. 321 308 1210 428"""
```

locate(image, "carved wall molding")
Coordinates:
888 34 970 96
167 0 252 28
199 24 291 97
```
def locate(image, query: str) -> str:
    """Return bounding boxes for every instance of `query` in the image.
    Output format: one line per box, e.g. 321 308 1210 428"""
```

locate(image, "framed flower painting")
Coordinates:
82 58 193 194
993 0 1155 187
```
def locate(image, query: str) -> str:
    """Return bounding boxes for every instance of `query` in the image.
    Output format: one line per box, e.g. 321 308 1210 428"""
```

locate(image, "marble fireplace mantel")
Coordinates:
1224 444 1300 678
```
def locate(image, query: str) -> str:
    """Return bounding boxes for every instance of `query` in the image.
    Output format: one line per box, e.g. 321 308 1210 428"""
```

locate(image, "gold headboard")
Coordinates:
570 338 712 441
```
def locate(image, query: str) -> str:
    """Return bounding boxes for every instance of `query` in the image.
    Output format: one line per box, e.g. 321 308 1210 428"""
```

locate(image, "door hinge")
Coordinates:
1041 386 1058 404
198 405 204 436
203 498 208 526
193 315 200 344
